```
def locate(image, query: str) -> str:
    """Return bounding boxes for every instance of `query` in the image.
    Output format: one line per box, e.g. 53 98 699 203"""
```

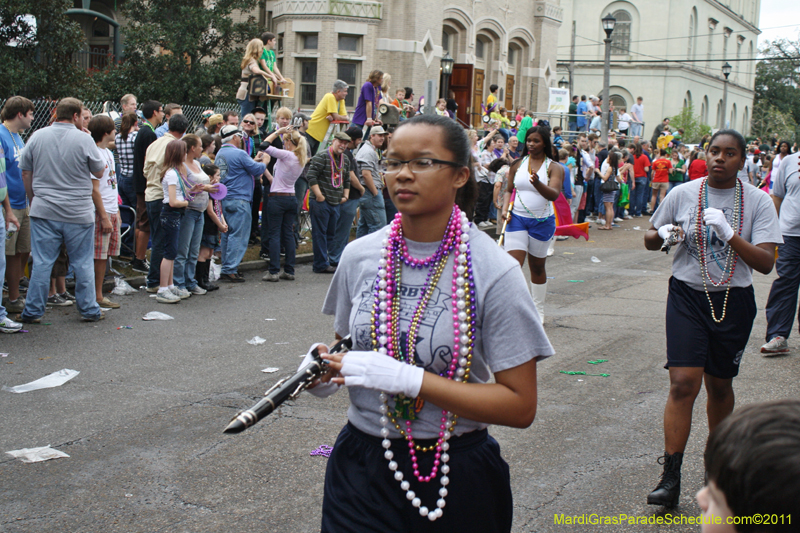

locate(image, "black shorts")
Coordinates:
321 422 512 533
666 277 757 379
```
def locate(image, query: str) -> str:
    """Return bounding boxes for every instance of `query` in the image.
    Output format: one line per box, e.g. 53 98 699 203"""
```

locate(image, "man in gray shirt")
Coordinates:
355 126 388 238
762 150 800 354
19 98 105 322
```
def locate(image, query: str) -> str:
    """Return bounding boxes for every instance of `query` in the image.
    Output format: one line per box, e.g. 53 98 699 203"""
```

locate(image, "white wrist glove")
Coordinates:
299 343 340 398
657 223 685 243
340 351 425 398
703 207 734 242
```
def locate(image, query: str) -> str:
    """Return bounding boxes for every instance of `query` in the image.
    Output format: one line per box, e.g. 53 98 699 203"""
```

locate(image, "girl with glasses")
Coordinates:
307 115 553 532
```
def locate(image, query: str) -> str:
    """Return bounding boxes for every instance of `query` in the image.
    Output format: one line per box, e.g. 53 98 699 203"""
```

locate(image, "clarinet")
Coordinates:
223 336 352 434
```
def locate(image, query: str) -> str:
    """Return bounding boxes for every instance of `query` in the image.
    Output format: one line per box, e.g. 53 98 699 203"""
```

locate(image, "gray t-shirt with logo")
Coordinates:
651 178 782 291
19 122 105 225
772 152 800 237
322 224 554 439
355 140 383 189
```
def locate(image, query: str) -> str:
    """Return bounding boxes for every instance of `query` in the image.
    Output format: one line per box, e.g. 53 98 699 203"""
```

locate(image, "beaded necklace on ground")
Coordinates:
328 148 344 188
369 205 476 522
515 156 552 221
694 177 744 323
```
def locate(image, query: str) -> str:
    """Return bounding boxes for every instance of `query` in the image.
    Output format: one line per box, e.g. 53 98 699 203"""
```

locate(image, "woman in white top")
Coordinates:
173 134 216 296
236 39 272 120
598 151 625 230
500 126 564 322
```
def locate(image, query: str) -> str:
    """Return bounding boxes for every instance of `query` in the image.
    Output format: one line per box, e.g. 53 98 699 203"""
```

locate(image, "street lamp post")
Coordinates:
558 77 569 130
440 52 455 99
600 13 616 144
720 61 731 130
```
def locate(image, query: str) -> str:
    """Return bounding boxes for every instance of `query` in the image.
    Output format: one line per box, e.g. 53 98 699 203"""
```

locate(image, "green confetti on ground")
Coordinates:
560 371 610 377
567 280 585 283
587 359 609 365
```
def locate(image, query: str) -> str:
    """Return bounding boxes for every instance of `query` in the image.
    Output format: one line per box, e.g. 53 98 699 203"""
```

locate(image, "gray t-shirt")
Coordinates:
651 178 782 291
355 140 383 189
322 224 554 439
771 152 800 237
19 123 105 225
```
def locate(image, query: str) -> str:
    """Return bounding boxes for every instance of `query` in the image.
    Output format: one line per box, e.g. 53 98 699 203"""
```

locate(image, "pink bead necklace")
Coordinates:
370 205 475 522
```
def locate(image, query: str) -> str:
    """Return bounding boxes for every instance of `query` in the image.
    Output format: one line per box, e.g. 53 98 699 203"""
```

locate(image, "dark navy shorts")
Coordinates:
321 422 512 533
666 277 757 379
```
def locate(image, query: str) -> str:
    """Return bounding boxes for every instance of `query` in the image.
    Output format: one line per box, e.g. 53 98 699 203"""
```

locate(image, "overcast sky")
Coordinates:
759 0 800 47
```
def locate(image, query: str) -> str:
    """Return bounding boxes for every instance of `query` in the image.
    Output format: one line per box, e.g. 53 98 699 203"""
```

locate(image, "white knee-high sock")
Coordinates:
530 281 547 324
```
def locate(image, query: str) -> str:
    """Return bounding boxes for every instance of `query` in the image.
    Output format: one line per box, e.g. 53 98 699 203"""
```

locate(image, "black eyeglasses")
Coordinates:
243 120 255 125
379 158 462 175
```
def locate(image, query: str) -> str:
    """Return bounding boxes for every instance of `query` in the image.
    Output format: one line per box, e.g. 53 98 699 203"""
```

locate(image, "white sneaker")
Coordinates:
171 287 191 299
0 316 23 333
623 215 633 220
478 221 491 228
188 285 207 295
761 336 790 356
156 289 181 304
613 217 624 222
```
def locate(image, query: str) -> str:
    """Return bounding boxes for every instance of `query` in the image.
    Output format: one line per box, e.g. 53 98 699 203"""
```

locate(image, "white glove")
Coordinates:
299 343 340 398
340 351 425 398
657 223 685 244
703 207 734 242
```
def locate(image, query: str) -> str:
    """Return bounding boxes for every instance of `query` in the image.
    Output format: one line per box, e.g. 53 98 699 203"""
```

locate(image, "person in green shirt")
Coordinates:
668 149 686 191
259 32 286 89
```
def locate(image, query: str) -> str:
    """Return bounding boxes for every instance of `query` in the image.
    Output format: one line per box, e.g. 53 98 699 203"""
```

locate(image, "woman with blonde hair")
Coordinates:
379 73 392 105
260 125 309 282
236 38 271 119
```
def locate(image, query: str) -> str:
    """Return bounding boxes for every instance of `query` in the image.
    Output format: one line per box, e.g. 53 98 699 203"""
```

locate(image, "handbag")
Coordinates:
600 167 620 193
245 75 270 99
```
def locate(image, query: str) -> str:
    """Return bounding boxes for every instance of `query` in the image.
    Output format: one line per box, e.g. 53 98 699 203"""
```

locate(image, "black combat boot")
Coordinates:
647 452 683 508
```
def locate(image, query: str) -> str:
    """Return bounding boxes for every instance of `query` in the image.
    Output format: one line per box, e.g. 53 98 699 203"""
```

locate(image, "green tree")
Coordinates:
669 102 711 144
0 0 89 98
754 38 800 137
92 0 260 105
750 101 796 142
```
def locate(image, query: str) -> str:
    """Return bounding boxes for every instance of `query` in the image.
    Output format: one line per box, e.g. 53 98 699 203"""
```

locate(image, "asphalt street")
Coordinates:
1 219 798 532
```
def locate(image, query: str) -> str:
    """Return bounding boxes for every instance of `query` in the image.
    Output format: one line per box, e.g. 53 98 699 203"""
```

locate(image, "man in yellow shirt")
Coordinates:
307 80 350 155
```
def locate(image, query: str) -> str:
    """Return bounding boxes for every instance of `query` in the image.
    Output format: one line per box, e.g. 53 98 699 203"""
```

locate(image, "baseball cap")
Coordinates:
201 109 214 119
369 126 388 136
344 127 363 141
333 131 351 142
252 107 267 116
220 124 243 141
208 114 224 127
754 148 761 155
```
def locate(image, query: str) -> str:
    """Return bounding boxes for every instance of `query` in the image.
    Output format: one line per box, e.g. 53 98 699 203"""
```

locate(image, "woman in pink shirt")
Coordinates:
261 127 309 281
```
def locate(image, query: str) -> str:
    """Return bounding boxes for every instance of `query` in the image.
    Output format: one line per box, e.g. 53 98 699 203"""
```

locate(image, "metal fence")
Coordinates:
0 98 241 141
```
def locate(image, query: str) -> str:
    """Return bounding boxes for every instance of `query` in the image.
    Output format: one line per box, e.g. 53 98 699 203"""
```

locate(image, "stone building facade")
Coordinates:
264 0 563 128
556 0 761 136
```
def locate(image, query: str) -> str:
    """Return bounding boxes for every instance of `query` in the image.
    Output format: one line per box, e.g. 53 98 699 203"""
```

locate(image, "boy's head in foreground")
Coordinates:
698 399 800 532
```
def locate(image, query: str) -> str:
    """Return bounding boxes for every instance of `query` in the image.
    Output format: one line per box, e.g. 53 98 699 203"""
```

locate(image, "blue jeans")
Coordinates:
174 209 204 289
630 123 643 138
294 177 309 242
267 195 298 275
765 235 800 342
356 189 387 238
220 198 252 275
330 196 359 264
383 189 398 222
0 210 6 321
118 173 136 255
259 184 270 255
568 121 577 141
310 200 339 272
22 217 101 320
238 98 256 121
592 177 605 216
145 200 165 288
632 177 649 216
